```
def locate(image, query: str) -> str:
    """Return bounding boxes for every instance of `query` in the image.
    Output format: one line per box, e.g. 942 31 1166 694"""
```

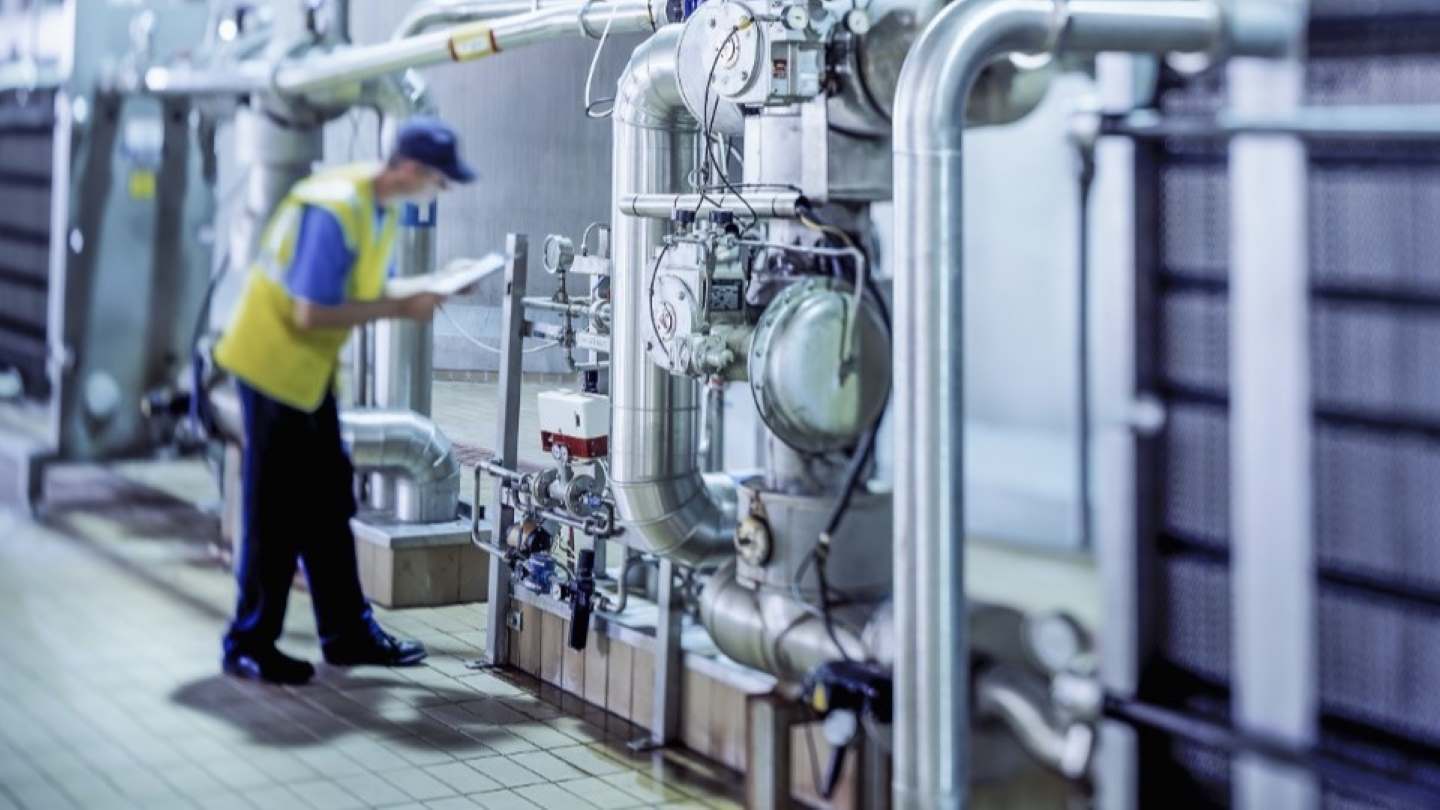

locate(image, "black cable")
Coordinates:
796 548 853 663
646 242 673 354
695 26 762 233
695 27 740 219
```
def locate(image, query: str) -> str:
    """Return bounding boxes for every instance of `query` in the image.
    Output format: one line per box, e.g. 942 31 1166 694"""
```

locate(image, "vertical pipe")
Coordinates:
1228 3 1316 806
892 8 1059 807
607 25 734 565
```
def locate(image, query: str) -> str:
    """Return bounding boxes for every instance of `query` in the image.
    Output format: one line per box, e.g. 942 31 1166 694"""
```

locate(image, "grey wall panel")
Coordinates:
1310 164 1440 297
1159 162 1229 279
0 234 47 277
328 3 644 373
1315 426 1440 592
0 133 52 178
1159 553 1232 684
1311 303 1440 420
1163 405 1230 546
1319 589 1440 746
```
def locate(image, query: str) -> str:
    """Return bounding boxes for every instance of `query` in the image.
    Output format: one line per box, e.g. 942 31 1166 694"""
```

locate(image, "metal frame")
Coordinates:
478 230 685 747
484 234 529 667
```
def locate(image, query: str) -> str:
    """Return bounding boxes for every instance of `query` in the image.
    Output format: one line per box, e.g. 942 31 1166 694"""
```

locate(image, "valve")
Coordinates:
801 660 893 799
561 549 597 651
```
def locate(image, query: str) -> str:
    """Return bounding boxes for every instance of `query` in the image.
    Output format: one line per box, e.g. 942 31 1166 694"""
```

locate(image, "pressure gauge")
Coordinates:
782 4 809 31
542 234 575 274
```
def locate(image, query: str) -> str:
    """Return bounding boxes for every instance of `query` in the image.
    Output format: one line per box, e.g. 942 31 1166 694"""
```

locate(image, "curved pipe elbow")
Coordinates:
893 0 1059 154
610 472 736 566
613 25 694 132
339 409 459 485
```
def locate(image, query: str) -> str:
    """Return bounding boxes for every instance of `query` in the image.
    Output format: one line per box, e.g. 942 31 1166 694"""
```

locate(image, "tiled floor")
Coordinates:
0 463 742 810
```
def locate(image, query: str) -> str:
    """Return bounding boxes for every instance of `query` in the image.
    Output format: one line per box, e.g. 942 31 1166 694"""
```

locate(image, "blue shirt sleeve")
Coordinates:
285 205 354 306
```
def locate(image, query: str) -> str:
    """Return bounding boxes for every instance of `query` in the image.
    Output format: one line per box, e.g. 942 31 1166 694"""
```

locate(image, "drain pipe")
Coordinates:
607 25 736 566
890 1 1297 807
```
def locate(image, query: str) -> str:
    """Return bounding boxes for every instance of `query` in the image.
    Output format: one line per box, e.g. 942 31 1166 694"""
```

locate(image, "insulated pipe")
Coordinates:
273 0 661 97
889 2 1297 808
620 191 806 220
340 409 462 523
207 384 461 523
698 563 868 681
607 26 736 566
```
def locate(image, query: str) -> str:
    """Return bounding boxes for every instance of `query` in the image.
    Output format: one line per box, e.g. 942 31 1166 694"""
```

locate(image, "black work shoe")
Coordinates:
222 647 316 686
322 623 428 667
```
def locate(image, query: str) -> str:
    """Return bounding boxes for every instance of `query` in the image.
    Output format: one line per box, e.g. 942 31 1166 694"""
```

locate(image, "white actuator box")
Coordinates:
538 390 610 459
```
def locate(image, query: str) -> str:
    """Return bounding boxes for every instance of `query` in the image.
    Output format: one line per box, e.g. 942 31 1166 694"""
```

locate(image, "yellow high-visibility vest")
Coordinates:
214 163 398 412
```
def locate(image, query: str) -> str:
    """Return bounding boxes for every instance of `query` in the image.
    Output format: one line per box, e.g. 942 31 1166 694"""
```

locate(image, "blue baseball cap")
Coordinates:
394 116 477 184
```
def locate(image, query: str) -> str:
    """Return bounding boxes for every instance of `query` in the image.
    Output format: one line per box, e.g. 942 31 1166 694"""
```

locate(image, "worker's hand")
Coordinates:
396 292 445 322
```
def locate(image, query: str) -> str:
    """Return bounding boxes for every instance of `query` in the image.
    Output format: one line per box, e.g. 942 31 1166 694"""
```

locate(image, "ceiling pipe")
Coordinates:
889 1 1298 807
273 0 661 97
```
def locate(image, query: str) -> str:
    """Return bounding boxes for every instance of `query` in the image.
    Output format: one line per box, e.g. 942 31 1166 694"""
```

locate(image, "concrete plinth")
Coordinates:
352 511 492 608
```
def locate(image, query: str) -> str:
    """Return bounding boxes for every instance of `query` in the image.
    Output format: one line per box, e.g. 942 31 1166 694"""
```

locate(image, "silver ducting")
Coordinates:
207 383 460 524
889 1 1298 808
339 409 462 523
607 26 736 566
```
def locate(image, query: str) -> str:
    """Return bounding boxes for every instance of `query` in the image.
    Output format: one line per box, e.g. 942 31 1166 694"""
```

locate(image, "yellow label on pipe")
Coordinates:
128 169 156 200
449 23 498 61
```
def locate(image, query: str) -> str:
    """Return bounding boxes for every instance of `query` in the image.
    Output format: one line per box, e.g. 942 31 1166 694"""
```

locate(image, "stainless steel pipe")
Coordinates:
273 0 662 97
340 409 462 523
607 26 736 566
619 191 806 220
890 1 1297 808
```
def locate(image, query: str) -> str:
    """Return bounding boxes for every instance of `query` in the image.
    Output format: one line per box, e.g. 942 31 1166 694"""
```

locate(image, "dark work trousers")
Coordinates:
223 379 372 656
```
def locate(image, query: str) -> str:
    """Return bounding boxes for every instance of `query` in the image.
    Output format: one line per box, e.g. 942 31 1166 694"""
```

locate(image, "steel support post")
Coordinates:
649 558 684 746
1228 8 1318 807
745 693 797 809
484 234 528 667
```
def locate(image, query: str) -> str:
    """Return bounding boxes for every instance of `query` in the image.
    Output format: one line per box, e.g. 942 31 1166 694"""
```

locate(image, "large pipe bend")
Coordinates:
891 1 1298 808
607 26 736 567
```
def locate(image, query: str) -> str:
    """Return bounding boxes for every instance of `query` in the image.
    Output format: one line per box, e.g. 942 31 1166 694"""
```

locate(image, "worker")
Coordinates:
211 117 475 685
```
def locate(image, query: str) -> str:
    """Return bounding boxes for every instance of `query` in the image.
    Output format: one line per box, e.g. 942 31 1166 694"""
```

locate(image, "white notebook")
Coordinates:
385 253 507 298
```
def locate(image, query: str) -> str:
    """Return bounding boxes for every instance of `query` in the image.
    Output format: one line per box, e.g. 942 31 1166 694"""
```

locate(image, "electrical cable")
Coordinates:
582 0 617 119
646 242 673 354
695 26 759 230
790 206 892 669
439 303 558 354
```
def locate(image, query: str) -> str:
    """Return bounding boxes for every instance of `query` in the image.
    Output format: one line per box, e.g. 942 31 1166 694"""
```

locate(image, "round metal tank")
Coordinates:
748 277 890 454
